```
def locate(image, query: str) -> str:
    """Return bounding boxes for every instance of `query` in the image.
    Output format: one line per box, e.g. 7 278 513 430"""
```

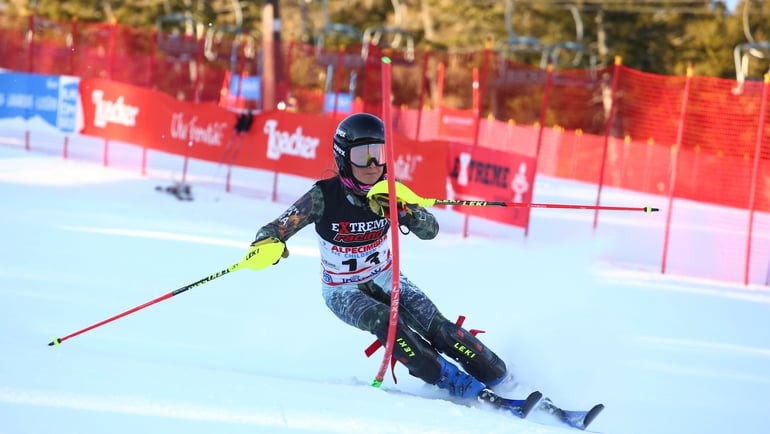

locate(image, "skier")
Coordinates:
248 112 512 406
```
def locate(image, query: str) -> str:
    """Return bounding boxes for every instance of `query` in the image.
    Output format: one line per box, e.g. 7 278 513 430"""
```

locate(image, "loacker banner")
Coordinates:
79 78 234 162
77 78 447 200
234 111 448 201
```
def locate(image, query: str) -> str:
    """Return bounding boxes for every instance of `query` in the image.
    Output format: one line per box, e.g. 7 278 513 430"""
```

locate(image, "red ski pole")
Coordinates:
48 239 286 346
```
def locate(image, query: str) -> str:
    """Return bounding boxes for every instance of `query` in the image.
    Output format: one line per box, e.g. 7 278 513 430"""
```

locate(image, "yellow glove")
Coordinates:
241 237 289 271
368 193 414 218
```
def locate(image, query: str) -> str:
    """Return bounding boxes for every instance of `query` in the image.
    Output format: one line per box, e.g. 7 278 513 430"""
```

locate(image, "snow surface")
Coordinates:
1 122 769 434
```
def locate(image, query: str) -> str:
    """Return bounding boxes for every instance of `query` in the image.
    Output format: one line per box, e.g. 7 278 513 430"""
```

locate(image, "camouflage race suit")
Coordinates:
254 176 507 390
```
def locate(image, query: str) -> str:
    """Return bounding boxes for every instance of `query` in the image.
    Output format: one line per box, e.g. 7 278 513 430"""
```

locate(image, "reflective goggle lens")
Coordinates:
349 143 386 168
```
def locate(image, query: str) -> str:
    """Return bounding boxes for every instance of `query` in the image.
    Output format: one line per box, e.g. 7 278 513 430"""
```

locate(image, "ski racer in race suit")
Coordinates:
251 113 509 401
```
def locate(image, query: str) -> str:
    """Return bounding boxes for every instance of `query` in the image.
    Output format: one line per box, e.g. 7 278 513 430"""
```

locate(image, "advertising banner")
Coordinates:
233 111 448 199
79 78 236 162
79 81 446 198
0 71 80 133
447 143 536 228
437 105 476 143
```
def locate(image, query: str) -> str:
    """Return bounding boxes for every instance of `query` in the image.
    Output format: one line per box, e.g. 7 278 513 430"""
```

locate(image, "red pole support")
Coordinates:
147 30 157 87
436 62 445 110
26 14 35 73
103 138 109 167
69 18 78 76
744 73 770 285
141 147 147 176
661 64 694 275
107 18 116 80
414 49 430 141
463 38 493 238
524 61 555 237
332 45 345 117
593 56 624 230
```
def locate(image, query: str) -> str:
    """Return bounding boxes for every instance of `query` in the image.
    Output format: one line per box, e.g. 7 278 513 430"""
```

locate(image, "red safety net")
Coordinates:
2 11 770 283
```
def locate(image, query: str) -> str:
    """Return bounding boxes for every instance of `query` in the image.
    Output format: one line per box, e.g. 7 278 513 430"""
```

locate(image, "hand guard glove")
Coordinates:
241 237 289 271
368 193 417 218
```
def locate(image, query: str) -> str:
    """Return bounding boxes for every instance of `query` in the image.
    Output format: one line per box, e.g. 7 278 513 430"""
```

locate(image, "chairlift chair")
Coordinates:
734 42 770 89
542 41 596 70
155 13 200 61
361 25 415 65
497 0 546 68
314 23 363 68
204 24 260 73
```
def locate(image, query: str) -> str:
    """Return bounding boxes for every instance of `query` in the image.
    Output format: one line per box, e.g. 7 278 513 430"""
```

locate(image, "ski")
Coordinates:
536 397 604 430
479 389 543 418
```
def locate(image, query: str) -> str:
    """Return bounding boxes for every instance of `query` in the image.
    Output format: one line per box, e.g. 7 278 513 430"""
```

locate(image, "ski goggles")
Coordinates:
348 143 386 168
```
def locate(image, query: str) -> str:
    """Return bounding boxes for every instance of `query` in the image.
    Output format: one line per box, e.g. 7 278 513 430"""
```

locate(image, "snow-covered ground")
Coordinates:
0 124 768 434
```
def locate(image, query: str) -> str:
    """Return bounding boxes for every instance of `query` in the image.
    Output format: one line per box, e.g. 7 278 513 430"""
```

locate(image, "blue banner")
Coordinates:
323 92 353 114
0 71 81 133
228 75 261 101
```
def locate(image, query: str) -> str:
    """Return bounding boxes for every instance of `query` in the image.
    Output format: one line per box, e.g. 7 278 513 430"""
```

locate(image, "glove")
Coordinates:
241 237 289 271
368 193 416 218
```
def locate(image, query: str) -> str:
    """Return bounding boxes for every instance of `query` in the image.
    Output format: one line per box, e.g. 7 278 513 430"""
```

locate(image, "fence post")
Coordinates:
593 56 623 230
463 38 492 238
524 61 554 237
661 64 694 275
745 73 770 285
415 48 430 141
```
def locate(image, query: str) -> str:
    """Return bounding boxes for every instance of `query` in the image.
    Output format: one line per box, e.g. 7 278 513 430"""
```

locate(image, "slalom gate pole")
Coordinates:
48 262 244 347
372 56 401 388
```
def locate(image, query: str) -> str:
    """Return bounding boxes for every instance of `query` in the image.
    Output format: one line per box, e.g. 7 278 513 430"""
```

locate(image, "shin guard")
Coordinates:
431 320 507 385
373 319 442 384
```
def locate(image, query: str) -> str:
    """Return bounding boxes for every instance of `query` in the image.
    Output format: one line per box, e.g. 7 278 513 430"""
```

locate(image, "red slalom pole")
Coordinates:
372 56 400 388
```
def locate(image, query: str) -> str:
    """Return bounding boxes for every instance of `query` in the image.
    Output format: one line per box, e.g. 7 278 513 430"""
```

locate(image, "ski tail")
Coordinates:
539 398 604 430
579 403 605 429
479 389 543 418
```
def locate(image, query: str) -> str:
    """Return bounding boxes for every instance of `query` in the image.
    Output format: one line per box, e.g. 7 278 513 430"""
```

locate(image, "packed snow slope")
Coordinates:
0 140 768 434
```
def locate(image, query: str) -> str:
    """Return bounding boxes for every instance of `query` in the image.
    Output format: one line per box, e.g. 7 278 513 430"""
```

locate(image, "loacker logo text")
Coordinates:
91 90 139 128
263 119 320 160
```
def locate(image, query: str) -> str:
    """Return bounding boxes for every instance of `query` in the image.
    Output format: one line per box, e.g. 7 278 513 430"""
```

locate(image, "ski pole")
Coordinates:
367 181 660 213
48 239 286 347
